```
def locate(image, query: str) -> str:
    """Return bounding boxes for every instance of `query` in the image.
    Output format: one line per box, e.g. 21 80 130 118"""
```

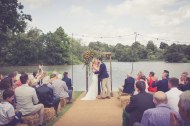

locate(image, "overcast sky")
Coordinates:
19 0 190 46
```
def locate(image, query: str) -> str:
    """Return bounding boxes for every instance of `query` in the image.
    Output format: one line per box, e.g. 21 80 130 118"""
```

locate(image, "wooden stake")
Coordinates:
86 65 88 92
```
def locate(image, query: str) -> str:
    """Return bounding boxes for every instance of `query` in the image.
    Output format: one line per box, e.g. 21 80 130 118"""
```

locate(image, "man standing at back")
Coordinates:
15 74 45 126
122 81 155 126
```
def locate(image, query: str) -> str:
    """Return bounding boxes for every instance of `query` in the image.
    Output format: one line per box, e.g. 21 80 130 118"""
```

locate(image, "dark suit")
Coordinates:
62 77 73 90
123 77 135 94
36 84 60 112
152 79 169 92
62 77 73 101
95 63 109 95
123 91 155 126
36 84 54 107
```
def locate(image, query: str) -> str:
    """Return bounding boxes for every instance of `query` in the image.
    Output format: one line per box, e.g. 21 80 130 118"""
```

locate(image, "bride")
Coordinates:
81 58 99 100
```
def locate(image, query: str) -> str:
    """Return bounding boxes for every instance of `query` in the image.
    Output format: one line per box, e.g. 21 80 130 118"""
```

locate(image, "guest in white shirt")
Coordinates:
166 77 182 112
15 73 45 126
0 89 22 126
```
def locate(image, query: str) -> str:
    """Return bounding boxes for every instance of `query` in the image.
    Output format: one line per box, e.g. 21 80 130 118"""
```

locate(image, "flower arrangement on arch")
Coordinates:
83 50 99 66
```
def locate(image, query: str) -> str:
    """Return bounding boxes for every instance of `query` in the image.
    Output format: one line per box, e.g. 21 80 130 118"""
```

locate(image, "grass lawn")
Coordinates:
46 91 83 126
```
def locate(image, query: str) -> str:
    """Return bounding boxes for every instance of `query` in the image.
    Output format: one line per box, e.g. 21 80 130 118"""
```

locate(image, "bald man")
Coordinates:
141 91 178 126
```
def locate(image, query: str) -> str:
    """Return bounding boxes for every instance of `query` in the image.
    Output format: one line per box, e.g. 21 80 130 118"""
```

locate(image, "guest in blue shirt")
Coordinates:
152 70 169 92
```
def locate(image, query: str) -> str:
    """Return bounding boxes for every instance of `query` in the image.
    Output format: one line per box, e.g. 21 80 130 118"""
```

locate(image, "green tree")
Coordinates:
164 44 185 62
131 42 147 60
4 33 39 65
43 27 71 65
146 40 157 52
165 52 185 62
0 0 31 65
159 42 169 49
0 0 31 34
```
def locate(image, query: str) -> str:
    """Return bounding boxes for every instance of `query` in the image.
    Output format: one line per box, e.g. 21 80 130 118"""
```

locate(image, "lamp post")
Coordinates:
71 33 74 85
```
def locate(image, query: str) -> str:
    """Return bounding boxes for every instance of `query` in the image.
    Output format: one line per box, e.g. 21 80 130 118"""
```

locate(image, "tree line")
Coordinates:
88 41 190 63
0 0 190 66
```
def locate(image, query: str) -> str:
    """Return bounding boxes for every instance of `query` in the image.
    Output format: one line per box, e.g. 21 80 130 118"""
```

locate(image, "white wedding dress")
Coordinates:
81 73 98 100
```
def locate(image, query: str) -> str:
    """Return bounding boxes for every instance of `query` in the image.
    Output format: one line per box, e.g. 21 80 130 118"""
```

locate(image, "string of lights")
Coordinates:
70 32 190 45
72 33 135 39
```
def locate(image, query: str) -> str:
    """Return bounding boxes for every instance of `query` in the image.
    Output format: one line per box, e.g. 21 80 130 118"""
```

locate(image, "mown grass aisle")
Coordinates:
54 92 122 126
46 92 82 126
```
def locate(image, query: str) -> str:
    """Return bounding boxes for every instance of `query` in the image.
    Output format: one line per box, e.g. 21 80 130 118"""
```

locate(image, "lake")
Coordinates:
0 62 190 91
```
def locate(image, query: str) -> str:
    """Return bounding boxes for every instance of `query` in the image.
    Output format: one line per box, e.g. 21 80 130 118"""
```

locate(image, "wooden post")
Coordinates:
86 65 88 92
110 55 113 97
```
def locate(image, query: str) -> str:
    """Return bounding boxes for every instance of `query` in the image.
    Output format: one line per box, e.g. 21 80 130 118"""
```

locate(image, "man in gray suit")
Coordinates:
15 74 45 126
50 74 69 99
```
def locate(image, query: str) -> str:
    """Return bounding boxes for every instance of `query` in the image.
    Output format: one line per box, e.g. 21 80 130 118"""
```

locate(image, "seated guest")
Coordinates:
134 76 148 95
140 75 149 92
170 91 190 126
8 72 17 88
30 66 44 87
122 81 155 126
62 72 73 103
166 77 182 112
14 74 22 88
147 72 157 93
0 77 12 102
141 91 176 126
0 89 22 126
152 70 169 92
30 71 40 87
36 76 60 116
178 77 190 91
179 72 188 85
15 74 45 126
136 71 144 81
50 74 69 99
122 74 135 95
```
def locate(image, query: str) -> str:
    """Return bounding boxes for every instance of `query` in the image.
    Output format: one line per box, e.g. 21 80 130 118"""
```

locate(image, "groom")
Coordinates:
95 57 111 99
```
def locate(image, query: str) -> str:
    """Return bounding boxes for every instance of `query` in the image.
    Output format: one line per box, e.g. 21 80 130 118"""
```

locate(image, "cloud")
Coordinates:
59 5 94 17
19 0 53 9
106 0 190 27
72 21 135 45
19 0 190 46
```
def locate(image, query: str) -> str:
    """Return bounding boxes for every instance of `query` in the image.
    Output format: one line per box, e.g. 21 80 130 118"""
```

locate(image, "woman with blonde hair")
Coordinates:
82 58 99 100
